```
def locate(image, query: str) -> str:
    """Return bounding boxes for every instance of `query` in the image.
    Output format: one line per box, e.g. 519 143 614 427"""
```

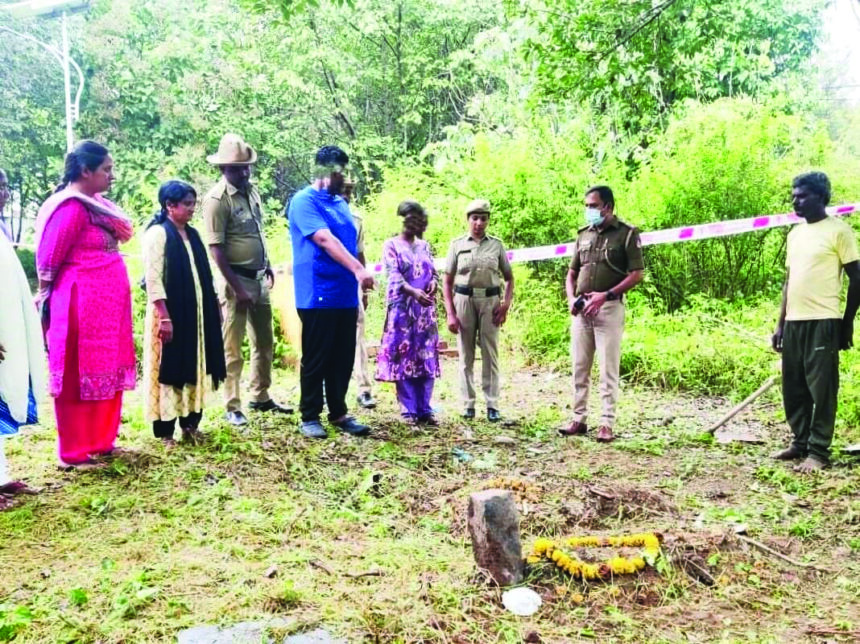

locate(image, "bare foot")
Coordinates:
793 457 826 474
0 495 15 511
58 459 107 471
772 446 805 461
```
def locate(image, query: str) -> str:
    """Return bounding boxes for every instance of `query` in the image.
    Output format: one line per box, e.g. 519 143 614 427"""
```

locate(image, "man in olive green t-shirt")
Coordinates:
772 172 860 473
561 186 644 443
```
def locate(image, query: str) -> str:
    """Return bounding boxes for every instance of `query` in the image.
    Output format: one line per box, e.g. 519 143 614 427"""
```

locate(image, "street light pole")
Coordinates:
0 0 90 153
62 12 73 152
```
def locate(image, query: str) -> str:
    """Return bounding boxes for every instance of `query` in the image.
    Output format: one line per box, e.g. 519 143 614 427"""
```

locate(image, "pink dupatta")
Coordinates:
35 188 133 249
35 190 136 400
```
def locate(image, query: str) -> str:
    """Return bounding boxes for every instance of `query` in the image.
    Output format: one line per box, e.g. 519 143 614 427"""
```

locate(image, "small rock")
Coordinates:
494 436 516 445
178 623 261 644
841 443 860 456
452 447 474 463
524 630 542 643
177 624 221 644
283 628 346 644
264 565 278 578
40 569 51 579
467 490 524 586
178 619 295 644
501 587 541 616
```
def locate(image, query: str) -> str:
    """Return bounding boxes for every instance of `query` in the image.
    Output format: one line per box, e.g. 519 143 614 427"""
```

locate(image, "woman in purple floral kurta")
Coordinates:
376 201 441 424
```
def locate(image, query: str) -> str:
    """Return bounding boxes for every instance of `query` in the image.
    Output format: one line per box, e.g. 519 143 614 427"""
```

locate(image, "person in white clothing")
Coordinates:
0 233 46 510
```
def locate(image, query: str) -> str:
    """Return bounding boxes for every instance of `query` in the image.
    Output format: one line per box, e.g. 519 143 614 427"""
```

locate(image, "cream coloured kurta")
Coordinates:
142 226 208 423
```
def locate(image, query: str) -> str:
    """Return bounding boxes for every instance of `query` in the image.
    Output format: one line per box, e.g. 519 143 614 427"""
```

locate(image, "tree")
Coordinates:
0 15 69 236
516 0 827 137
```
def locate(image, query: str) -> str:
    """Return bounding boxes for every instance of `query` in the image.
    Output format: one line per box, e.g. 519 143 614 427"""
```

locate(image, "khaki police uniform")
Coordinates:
569 217 644 429
446 233 512 411
352 210 372 397
202 177 274 412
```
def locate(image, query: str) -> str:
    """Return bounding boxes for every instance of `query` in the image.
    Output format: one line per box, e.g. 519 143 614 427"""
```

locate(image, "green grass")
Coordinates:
1 351 859 642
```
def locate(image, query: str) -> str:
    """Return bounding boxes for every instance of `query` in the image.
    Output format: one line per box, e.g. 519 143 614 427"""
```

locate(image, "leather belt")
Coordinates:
231 265 266 280
454 285 501 297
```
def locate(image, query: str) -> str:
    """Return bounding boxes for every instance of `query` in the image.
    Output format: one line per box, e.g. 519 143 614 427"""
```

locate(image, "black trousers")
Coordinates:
152 411 203 439
782 319 840 462
297 308 358 423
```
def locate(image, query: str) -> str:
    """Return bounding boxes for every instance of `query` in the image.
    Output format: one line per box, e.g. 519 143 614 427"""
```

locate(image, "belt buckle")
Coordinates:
472 287 487 297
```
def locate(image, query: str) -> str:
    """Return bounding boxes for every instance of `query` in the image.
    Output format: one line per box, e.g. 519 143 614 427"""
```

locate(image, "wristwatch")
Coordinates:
606 290 618 301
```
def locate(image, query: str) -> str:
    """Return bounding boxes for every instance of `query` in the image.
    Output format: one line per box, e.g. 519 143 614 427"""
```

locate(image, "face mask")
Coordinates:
585 207 604 227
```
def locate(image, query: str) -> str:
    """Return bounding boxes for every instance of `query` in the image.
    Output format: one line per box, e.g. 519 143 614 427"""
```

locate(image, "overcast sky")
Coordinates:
818 0 860 103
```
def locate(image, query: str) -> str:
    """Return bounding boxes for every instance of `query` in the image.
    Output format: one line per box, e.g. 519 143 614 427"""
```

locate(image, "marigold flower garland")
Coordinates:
526 533 661 579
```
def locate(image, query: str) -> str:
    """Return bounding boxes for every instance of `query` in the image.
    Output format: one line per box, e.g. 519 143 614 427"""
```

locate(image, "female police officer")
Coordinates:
442 199 514 422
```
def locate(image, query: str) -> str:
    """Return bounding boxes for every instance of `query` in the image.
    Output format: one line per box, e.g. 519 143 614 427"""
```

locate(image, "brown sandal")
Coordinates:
0 481 40 496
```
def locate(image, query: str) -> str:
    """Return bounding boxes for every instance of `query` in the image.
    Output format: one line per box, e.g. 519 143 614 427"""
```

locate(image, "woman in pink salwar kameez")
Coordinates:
35 141 136 467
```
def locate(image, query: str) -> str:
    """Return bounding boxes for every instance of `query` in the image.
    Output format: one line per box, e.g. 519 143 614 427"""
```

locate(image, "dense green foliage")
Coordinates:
519 0 826 139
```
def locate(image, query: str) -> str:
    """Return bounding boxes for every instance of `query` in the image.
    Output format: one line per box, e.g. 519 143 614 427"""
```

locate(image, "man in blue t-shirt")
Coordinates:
287 146 376 438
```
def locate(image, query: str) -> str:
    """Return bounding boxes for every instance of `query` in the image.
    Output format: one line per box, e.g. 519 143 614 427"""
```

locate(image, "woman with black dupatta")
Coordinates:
142 181 226 446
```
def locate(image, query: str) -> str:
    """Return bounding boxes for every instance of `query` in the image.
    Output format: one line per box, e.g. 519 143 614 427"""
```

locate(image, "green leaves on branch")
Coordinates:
238 0 354 21
518 0 826 136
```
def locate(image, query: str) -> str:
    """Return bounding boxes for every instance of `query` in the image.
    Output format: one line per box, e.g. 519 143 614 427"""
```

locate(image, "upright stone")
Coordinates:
467 489 524 586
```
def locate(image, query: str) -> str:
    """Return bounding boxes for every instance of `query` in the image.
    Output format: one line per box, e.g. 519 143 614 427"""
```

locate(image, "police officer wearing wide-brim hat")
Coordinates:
202 133 292 426
560 185 644 443
442 199 514 422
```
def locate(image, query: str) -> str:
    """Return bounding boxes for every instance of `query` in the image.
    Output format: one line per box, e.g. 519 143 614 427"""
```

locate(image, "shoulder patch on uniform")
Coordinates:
203 184 226 201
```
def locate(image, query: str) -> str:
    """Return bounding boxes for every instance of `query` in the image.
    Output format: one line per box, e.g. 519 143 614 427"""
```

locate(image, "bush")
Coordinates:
624 98 852 310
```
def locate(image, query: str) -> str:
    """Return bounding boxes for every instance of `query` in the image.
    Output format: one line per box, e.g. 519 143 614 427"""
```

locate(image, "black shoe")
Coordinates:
332 417 371 436
462 408 476 420
224 410 248 426
356 392 377 409
487 408 502 423
249 399 294 414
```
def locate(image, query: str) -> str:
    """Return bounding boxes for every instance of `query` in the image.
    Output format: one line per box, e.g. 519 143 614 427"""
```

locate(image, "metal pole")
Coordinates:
62 11 73 153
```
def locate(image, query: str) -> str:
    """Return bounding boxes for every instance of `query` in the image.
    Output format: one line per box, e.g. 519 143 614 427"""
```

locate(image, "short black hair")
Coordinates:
315 145 349 167
397 200 425 218
586 185 614 209
792 172 831 206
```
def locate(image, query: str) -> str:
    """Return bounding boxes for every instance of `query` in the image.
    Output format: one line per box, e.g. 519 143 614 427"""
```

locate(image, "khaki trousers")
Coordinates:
454 293 500 410
570 300 625 428
353 291 372 395
219 274 274 412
